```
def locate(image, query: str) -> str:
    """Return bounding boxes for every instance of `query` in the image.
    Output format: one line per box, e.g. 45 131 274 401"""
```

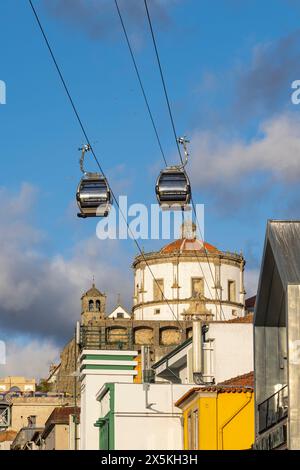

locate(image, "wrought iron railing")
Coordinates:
258 385 288 434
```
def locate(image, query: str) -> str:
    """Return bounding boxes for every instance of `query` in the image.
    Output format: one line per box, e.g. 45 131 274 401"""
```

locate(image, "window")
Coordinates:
154 308 160 315
88 300 94 311
117 312 124 319
153 279 164 301
96 300 101 311
187 408 199 450
228 280 236 302
191 278 204 298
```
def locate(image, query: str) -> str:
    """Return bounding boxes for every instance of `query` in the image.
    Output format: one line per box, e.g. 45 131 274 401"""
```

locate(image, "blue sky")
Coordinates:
1 0 300 377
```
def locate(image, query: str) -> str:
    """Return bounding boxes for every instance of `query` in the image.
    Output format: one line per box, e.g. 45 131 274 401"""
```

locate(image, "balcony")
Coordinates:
258 385 288 434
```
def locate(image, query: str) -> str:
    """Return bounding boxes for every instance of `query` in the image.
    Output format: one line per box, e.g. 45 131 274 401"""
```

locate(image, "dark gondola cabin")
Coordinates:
156 167 191 210
76 173 112 218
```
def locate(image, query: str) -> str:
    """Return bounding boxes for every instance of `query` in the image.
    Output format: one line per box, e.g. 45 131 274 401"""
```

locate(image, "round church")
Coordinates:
133 226 245 322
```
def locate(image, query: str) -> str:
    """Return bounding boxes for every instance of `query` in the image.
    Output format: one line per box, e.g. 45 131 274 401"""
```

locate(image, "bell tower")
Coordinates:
81 283 106 325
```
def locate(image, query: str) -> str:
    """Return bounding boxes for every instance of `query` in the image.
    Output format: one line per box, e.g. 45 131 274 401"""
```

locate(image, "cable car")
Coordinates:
155 137 191 210
76 145 112 218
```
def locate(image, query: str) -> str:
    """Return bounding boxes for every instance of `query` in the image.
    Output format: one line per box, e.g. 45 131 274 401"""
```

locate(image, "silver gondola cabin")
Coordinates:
155 137 191 210
76 145 112 218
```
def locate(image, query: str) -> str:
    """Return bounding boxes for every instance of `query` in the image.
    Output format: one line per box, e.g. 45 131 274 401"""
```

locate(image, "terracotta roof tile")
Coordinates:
245 295 256 309
0 430 17 442
161 238 219 254
175 372 254 407
226 314 253 323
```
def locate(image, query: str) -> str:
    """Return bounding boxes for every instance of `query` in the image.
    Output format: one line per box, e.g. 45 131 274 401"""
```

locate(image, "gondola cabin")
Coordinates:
156 167 191 210
76 173 112 218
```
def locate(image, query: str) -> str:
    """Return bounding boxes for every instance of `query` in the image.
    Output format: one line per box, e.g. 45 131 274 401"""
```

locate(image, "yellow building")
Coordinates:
0 376 36 393
175 372 254 450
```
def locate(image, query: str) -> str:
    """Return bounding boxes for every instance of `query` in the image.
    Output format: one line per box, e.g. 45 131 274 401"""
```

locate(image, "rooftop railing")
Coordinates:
80 326 135 350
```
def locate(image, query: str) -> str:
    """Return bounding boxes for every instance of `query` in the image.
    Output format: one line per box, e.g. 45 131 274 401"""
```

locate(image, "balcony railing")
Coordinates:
258 385 288 434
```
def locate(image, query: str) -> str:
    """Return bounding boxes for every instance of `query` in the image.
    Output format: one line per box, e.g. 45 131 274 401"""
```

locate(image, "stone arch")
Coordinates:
134 326 154 345
159 327 181 346
106 326 128 344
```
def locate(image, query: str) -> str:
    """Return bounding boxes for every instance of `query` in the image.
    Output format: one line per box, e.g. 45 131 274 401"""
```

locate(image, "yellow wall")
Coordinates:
134 354 142 383
182 391 254 450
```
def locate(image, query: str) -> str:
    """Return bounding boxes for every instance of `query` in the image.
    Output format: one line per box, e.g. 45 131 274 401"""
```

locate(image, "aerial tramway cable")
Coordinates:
115 0 226 321
28 0 184 330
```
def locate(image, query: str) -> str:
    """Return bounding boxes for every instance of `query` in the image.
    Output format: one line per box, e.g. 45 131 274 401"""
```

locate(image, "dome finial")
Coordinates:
181 220 196 240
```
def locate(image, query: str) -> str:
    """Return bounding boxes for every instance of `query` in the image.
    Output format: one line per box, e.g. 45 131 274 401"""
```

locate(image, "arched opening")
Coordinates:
96 300 101 311
88 300 94 311
106 327 128 345
159 327 181 346
134 327 154 345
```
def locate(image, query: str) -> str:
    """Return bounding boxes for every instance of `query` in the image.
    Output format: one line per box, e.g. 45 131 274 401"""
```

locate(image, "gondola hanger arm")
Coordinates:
79 144 91 175
176 136 190 169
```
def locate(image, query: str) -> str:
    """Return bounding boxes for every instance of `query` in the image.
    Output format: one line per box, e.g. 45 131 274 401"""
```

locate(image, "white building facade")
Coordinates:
79 349 138 450
133 236 246 322
153 319 253 386
95 383 190 450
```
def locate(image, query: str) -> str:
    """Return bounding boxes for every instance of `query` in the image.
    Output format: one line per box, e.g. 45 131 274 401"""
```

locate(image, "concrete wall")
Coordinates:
10 397 69 432
112 383 190 450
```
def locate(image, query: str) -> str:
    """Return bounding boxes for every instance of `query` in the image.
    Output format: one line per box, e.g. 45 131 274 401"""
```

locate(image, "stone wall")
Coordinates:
51 319 192 395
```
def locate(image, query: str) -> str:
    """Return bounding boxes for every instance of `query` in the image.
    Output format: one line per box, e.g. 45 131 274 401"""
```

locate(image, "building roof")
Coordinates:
160 238 219 255
0 430 17 443
226 313 253 323
255 220 300 327
42 406 80 440
107 304 131 318
82 283 104 298
245 296 256 309
175 372 254 407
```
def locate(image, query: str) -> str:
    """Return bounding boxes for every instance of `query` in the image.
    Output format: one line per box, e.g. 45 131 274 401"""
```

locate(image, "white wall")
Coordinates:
155 322 253 386
134 259 243 321
113 383 190 450
80 350 138 450
209 323 253 383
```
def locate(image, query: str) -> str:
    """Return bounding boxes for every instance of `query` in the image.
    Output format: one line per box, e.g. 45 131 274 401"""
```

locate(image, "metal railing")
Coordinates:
80 326 135 350
258 385 288 434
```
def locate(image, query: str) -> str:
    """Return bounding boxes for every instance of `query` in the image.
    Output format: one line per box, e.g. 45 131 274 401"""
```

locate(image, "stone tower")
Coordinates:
81 283 106 325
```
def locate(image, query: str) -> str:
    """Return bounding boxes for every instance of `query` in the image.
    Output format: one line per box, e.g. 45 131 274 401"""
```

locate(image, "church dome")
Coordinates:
160 238 219 254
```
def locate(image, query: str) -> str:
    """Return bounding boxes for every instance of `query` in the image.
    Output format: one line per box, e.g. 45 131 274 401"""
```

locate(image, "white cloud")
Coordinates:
245 268 260 298
0 337 60 380
189 113 300 187
0 184 131 341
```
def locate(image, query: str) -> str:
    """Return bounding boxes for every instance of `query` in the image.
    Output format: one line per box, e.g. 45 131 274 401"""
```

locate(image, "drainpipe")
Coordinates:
218 391 252 449
192 320 203 384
